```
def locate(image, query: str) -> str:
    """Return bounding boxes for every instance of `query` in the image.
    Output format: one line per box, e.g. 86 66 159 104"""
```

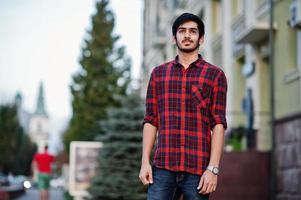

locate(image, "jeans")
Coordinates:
147 166 210 200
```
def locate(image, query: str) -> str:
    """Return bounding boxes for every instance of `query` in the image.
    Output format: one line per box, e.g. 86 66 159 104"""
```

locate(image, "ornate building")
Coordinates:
28 82 50 152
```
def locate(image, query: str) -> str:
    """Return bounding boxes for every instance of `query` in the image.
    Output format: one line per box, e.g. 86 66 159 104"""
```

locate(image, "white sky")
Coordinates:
0 0 143 152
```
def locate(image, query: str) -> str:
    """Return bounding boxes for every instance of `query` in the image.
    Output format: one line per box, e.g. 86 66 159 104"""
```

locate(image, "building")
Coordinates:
28 82 50 152
142 0 301 199
15 92 31 134
15 82 51 152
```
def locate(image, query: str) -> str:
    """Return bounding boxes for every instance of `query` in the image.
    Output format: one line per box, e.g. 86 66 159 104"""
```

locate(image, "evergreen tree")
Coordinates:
13 132 37 175
0 104 36 175
63 0 131 150
89 92 146 200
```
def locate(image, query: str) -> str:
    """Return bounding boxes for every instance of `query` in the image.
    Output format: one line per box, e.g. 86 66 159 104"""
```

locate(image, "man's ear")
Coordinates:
172 36 176 44
199 36 204 45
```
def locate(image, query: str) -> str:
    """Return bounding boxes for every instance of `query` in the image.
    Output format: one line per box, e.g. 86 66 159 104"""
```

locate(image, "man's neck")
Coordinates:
178 51 199 69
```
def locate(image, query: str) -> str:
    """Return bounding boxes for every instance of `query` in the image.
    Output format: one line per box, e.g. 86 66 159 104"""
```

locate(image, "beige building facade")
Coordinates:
142 0 301 150
142 0 301 198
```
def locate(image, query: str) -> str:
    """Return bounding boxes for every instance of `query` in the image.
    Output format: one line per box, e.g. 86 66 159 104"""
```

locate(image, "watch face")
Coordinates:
213 167 219 174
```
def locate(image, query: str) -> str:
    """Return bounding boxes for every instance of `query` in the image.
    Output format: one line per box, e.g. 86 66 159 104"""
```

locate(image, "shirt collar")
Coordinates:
174 54 204 68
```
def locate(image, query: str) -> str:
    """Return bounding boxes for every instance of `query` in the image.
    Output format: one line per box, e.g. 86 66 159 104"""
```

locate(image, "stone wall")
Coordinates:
275 113 301 200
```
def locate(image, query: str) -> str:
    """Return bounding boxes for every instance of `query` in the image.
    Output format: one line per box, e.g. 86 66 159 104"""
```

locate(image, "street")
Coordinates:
16 188 64 200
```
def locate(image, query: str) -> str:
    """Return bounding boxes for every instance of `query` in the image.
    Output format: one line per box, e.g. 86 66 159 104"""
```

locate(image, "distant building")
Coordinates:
28 82 50 152
15 82 50 153
15 92 31 133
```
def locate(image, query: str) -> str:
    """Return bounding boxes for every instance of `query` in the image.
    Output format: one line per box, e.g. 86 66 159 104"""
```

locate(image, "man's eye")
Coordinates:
190 30 197 34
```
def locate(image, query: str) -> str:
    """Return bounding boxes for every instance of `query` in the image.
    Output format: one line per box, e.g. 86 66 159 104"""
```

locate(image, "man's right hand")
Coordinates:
139 162 153 185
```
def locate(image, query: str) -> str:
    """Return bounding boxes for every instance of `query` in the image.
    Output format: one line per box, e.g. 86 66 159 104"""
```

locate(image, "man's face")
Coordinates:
174 21 204 53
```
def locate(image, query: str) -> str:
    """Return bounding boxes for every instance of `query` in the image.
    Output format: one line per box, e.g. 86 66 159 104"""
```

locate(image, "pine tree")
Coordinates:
63 0 131 150
0 104 36 175
89 92 147 200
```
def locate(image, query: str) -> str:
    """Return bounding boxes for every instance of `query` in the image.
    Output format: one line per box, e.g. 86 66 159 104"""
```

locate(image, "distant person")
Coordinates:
32 145 54 200
242 88 256 149
242 88 254 130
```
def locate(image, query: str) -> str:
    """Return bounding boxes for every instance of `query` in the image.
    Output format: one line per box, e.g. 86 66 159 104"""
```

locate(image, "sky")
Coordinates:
0 0 143 152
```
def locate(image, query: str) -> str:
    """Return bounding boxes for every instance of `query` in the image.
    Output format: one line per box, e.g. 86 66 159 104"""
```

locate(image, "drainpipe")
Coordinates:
269 0 276 199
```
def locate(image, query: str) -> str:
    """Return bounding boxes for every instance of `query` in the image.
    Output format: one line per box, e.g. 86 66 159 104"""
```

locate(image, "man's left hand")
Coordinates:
197 170 217 194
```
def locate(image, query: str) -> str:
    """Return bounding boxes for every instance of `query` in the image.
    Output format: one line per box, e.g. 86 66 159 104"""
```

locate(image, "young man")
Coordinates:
32 145 55 200
139 13 227 200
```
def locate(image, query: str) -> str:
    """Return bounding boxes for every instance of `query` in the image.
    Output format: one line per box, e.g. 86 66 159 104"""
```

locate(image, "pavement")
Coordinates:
15 188 64 200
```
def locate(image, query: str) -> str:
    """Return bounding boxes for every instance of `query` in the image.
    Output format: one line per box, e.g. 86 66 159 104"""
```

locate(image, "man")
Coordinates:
139 13 227 200
32 145 55 200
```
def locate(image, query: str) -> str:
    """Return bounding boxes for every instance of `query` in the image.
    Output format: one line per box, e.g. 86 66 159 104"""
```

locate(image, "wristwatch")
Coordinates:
206 166 219 175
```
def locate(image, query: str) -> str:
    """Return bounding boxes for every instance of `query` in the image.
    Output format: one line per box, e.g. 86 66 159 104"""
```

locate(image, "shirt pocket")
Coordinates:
191 84 210 108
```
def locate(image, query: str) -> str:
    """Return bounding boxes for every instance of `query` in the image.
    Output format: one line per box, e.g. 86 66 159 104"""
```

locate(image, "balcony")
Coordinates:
235 22 277 45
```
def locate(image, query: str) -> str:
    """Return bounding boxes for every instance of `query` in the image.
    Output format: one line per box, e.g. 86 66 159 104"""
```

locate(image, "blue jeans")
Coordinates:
147 166 210 200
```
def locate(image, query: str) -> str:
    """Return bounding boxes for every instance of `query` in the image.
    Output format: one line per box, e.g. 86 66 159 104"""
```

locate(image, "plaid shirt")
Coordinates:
143 55 227 175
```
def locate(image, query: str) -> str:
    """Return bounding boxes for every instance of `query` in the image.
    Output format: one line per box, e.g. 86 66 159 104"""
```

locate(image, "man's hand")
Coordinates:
197 170 217 194
139 162 153 185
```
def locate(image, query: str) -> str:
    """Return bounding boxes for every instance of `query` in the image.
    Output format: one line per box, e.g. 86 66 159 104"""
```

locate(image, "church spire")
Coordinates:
34 82 48 116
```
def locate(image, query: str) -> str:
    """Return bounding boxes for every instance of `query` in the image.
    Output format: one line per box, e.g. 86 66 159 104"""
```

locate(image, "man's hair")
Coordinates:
172 13 205 37
44 145 48 151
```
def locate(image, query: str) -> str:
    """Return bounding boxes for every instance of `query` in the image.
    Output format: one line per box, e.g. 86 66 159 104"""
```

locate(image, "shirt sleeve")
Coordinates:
210 70 228 130
142 69 159 128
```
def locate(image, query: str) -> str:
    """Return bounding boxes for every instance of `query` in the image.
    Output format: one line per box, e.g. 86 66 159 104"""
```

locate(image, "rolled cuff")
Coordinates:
142 115 158 128
210 115 227 130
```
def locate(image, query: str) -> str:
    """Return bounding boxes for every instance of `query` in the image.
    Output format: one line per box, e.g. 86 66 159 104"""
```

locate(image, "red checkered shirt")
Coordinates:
143 55 227 175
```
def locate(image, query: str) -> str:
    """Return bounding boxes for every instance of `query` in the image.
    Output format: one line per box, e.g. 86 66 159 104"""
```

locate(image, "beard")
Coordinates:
176 39 200 53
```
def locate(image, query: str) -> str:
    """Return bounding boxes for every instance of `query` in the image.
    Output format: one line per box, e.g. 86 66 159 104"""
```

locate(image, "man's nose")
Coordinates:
184 31 190 38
